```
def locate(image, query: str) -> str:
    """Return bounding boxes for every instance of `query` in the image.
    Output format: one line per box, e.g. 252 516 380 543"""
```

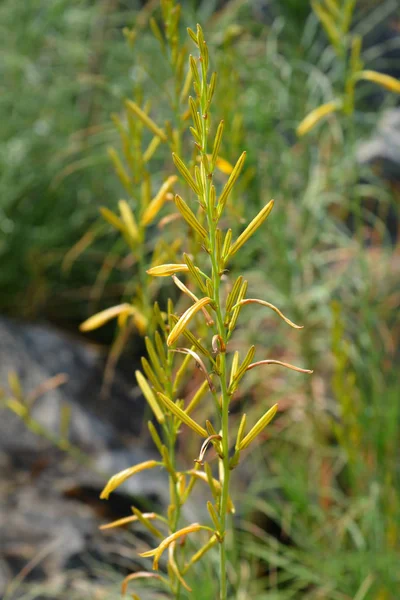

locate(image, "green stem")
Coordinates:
198 46 231 599
165 354 182 600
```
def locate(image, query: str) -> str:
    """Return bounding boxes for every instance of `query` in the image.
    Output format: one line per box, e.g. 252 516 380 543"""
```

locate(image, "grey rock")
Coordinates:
357 108 400 180
0 317 164 597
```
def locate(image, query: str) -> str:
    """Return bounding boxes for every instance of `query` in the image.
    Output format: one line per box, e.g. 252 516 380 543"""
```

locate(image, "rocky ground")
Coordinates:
0 317 168 599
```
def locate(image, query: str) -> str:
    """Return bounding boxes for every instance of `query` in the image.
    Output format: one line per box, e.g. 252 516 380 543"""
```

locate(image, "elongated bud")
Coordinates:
141 357 163 393
183 253 208 293
167 297 213 346
228 280 248 333
297 100 341 136
235 413 247 450
187 27 198 45
145 337 166 383
157 392 207 437
141 176 177 226
100 460 160 499
125 100 167 141
175 195 207 240
211 121 224 168
225 276 243 315
135 371 164 424
236 298 303 329
356 70 400 94
180 66 193 105
189 55 201 91
229 346 256 393
186 380 209 415
239 404 278 450
148 421 163 454
228 200 274 259
207 501 221 530
172 153 200 195
207 72 217 107
147 263 190 277
222 229 233 261
229 351 240 387
189 96 202 134
172 346 195 394
217 151 246 216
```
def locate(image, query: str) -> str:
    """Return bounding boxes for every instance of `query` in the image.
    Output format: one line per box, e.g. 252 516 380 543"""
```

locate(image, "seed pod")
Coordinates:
167 297 213 346
157 392 207 437
211 120 224 168
228 200 274 259
183 253 208 294
125 100 167 141
217 151 246 216
239 404 278 450
136 371 165 424
175 195 207 240
172 153 200 195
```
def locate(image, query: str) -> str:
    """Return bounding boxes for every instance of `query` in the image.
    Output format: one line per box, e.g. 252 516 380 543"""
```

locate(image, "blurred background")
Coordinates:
0 0 399 598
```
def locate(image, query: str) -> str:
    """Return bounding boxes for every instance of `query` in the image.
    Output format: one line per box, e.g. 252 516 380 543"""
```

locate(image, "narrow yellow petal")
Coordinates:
357 70 400 94
297 100 341 136
228 200 274 258
100 460 160 499
147 263 190 277
121 572 163 596
157 392 207 437
239 404 278 450
80 303 132 331
167 297 212 346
